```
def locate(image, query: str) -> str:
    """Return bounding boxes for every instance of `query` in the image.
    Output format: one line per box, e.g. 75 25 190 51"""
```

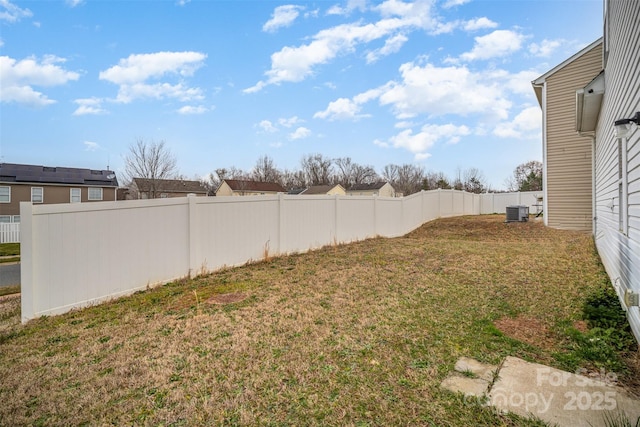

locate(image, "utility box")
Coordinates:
506 205 529 222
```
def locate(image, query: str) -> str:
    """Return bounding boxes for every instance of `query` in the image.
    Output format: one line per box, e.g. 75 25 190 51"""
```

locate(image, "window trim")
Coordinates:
88 187 103 201
70 188 82 203
31 187 44 204
0 186 10 203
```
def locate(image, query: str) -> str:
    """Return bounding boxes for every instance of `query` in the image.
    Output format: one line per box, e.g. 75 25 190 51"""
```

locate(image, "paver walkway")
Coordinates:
441 356 640 426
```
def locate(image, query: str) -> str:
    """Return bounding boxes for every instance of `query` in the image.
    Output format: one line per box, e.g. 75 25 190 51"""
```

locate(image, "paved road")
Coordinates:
0 263 20 287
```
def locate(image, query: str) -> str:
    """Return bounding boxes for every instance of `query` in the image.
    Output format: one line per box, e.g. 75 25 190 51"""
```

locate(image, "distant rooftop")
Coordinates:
132 178 208 194
0 163 118 187
349 182 389 191
221 179 286 193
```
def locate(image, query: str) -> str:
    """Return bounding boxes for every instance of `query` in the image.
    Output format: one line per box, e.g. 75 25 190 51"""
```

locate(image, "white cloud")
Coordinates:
387 123 470 158
463 17 498 32
0 39 4 47
0 55 80 107
258 120 278 133
289 126 312 140
366 33 408 63
327 0 367 16
0 0 32 23
529 39 562 57
493 106 541 139
99 51 206 103
66 0 84 7
378 61 512 120
73 97 107 115
263 5 304 33
176 0 190 5
244 0 446 92
83 141 100 151
460 29 525 61
99 51 205 85
442 0 470 8
314 97 367 121
278 116 303 128
177 105 209 115
315 85 389 121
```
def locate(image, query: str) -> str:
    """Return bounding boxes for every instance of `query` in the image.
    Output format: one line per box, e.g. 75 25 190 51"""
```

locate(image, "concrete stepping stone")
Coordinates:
441 356 640 427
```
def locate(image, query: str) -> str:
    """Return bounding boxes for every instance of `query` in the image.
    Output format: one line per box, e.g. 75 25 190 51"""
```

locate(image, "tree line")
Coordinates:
123 139 542 198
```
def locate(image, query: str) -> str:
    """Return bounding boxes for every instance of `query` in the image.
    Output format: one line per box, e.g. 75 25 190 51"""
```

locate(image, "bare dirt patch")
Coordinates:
494 315 558 351
205 292 247 305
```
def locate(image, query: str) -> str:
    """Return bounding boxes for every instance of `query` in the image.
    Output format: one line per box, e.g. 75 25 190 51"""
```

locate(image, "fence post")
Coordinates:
278 193 284 254
20 202 33 323
188 195 198 277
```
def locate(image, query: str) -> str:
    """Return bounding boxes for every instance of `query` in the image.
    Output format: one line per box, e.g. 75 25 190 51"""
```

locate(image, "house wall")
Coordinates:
379 183 395 198
544 43 602 232
594 0 640 342
20 189 531 321
215 181 233 196
326 185 345 196
0 183 116 217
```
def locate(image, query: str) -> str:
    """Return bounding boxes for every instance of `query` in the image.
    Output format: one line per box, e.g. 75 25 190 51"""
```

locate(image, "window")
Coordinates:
0 216 10 223
0 186 9 203
12 215 20 223
88 187 103 201
70 188 81 203
31 187 43 203
618 138 628 235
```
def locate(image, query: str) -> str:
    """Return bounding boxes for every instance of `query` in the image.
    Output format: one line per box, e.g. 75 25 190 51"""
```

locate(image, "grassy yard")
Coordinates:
0 242 20 264
0 215 637 426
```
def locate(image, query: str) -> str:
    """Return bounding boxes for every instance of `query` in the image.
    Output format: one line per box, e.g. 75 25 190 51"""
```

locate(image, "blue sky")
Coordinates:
0 0 602 189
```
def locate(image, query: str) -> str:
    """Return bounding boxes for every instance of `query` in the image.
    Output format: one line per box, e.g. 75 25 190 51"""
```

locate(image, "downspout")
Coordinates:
576 132 596 236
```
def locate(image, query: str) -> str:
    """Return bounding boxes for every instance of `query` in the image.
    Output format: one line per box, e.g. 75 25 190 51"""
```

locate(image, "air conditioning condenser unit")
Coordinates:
506 205 529 222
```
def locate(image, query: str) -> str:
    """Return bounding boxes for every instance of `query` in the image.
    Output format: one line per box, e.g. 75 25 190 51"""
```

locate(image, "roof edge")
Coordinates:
532 37 603 85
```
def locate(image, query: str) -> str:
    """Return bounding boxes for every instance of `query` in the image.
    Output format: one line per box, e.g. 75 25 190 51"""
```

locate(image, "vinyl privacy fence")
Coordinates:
20 189 539 322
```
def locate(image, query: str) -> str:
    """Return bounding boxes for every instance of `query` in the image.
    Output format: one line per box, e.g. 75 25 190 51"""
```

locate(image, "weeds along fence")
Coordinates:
19 189 539 322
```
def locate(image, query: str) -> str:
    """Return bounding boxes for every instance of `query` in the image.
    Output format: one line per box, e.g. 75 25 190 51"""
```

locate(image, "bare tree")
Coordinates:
382 163 425 196
506 160 543 192
252 155 281 183
301 153 333 186
462 167 488 193
280 169 307 190
334 157 355 188
124 139 178 199
423 170 451 190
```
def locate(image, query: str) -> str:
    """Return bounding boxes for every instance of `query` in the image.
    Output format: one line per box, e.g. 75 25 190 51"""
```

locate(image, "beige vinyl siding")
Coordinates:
545 44 602 231
594 0 640 342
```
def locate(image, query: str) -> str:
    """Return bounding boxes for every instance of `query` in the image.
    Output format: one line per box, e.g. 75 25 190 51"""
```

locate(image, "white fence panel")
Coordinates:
0 223 20 243
402 193 424 233
482 191 540 214
192 196 279 272
336 197 376 243
20 191 535 322
279 195 336 253
375 197 404 237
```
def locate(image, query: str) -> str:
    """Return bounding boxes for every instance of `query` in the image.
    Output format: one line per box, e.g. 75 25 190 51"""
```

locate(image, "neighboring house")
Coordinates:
215 179 286 196
126 178 209 199
346 182 396 197
539 1 640 341
300 184 346 196
0 163 118 222
532 38 603 232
